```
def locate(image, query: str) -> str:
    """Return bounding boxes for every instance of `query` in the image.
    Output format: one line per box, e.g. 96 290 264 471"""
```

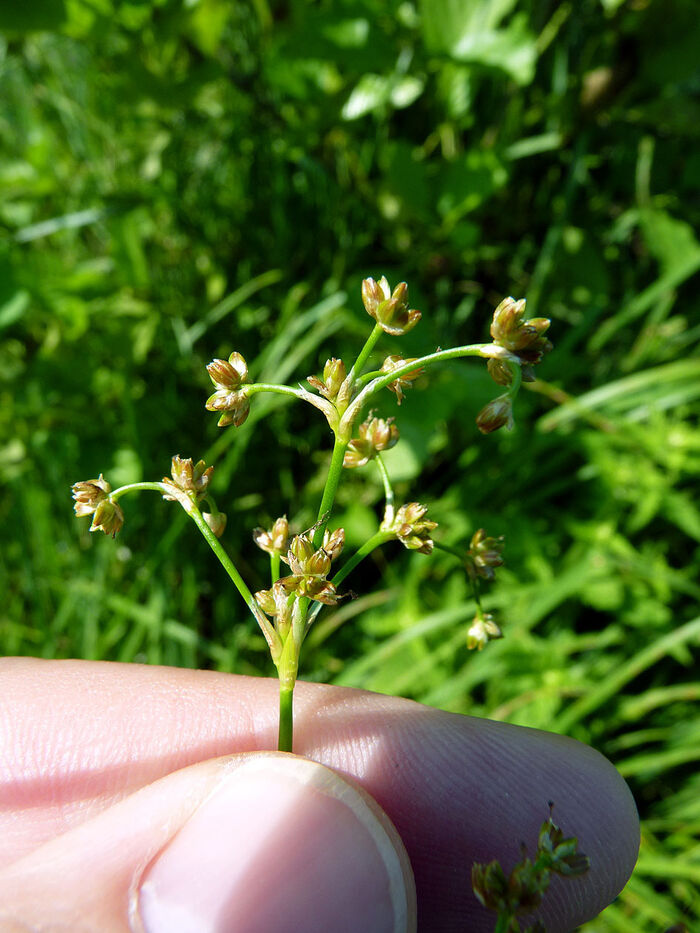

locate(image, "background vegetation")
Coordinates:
1 0 698 929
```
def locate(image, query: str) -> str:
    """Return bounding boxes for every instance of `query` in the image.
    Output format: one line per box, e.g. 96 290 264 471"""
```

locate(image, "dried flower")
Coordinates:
71 475 111 517
466 612 502 650
307 358 347 402
322 527 345 561
386 502 438 554
466 529 505 582
253 516 290 556
162 455 214 503
90 498 125 537
476 394 514 434
344 415 399 468
362 276 421 336
205 351 251 427
381 355 424 405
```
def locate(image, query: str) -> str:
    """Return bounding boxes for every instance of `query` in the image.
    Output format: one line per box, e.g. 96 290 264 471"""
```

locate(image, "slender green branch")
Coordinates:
340 343 520 433
355 368 384 388
270 552 280 584
246 383 308 401
313 434 349 547
187 507 257 615
348 322 384 382
506 360 523 398
109 481 169 500
374 453 394 522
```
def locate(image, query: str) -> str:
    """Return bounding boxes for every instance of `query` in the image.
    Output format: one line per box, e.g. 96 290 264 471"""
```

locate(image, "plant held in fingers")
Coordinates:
72 276 552 753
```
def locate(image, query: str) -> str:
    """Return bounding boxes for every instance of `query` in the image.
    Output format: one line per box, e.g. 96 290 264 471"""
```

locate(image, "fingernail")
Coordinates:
138 754 415 933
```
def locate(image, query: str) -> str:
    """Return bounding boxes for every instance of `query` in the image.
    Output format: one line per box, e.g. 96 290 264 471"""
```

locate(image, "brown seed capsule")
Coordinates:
476 395 514 434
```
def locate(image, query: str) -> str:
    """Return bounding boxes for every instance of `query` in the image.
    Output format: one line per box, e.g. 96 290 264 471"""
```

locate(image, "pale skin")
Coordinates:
0 658 640 932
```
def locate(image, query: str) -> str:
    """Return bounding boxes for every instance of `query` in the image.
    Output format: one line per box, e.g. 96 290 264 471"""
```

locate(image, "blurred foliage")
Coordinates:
1 0 699 929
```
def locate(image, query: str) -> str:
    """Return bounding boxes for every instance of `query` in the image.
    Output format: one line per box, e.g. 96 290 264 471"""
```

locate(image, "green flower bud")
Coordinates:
162 455 214 502
489 297 553 365
390 502 438 554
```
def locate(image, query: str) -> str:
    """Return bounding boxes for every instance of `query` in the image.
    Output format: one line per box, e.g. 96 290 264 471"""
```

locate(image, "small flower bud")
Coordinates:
287 534 316 574
361 276 421 336
476 395 514 434
381 355 424 405
253 516 289 556
466 612 502 650
90 498 125 537
486 358 513 386
203 511 227 537
206 351 248 389
307 358 347 402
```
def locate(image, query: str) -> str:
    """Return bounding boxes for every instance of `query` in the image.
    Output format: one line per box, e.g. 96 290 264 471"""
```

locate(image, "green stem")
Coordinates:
109 481 169 500
341 343 520 433
247 383 308 401
348 322 384 382
187 507 257 616
313 433 348 547
270 552 280 584
278 684 294 752
374 453 394 522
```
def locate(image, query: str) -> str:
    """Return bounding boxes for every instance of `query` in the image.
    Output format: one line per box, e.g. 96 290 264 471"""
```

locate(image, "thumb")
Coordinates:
0 752 416 933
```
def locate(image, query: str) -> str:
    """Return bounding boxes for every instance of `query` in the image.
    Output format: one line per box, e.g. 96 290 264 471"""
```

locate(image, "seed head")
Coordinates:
390 502 438 554
90 498 125 537
489 297 552 370
466 529 505 581
72 475 111 517
466 612 502 650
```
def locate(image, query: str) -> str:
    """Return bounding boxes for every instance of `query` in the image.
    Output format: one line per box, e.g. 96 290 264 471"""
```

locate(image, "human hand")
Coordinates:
0 658 639 932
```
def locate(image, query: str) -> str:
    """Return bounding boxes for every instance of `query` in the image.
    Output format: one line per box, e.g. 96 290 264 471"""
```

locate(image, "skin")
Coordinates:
0 658 639 932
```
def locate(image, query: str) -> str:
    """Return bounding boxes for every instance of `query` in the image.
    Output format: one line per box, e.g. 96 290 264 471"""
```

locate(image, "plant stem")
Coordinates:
341 343 520 433
270 552 280 583
187 508 257 614
313 433 348 547
109 481 169 500
374 453 394 522
278 684 294 752
348 322 384 382
247 383 308 401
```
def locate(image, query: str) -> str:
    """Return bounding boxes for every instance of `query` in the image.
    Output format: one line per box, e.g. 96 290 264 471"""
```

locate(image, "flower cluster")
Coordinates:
472 810 589 929
362 276 421 336
344 415 399 468
384 502 438 554
71 475 124 537
162 455 214 503
380 355 423 405
488 297 552 385
465 529 505 582
256 528 345 609
205 351 251 427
